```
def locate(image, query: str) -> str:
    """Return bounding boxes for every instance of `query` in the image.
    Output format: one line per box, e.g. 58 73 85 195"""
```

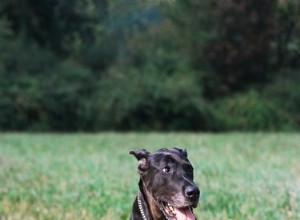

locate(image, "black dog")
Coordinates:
129 148 200 220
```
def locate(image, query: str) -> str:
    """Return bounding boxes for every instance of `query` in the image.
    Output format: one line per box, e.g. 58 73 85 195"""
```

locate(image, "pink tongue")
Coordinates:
173 207 195 220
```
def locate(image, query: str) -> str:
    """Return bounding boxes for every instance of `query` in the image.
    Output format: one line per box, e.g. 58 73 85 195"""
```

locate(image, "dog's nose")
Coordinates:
185 185 200 199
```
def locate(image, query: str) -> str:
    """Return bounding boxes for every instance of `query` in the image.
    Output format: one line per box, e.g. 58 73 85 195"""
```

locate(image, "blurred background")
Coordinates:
0 0 299 132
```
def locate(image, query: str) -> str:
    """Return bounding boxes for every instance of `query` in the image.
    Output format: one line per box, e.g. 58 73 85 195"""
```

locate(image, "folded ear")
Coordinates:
173 147 188 158
129 149 150 174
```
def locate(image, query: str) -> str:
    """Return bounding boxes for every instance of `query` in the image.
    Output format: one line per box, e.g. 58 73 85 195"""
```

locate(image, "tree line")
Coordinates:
0 0 299 131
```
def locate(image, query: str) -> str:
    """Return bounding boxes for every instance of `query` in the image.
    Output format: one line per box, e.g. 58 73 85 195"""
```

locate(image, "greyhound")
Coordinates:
129 148 200 220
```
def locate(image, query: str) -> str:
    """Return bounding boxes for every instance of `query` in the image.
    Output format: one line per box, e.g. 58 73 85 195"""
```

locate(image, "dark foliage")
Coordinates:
0 0 108 55
0 0 299 131
204 0 275 96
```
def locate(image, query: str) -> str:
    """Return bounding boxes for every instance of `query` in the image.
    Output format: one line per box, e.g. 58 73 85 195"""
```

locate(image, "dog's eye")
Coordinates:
162 166 171 173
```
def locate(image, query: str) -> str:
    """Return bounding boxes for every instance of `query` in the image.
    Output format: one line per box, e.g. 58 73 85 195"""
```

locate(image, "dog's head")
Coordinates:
130 147 200 220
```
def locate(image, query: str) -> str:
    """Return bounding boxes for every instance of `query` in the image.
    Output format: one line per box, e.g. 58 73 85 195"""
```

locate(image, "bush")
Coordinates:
93 66 218 131
38 60 97 131
0 35 55 130
214 89 296 131
263 70 300 128
0 35 96 131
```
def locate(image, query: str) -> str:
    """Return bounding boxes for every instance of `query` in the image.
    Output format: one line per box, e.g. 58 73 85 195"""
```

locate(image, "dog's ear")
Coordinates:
173 147 188 158
129 149 150 174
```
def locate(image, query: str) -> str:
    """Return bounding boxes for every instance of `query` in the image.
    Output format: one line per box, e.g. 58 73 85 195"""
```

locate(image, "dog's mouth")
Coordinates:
159 201 196 220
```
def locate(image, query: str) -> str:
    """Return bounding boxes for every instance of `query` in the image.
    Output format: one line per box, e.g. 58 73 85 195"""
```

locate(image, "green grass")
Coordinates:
0 133 299 220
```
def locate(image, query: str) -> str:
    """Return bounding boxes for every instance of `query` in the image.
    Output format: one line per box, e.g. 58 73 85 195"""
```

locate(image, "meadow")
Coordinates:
0 133 299 220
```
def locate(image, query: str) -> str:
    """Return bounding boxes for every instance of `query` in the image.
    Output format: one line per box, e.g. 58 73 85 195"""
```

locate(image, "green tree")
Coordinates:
273 0 300 68
204 0 276 96
0 0 108 55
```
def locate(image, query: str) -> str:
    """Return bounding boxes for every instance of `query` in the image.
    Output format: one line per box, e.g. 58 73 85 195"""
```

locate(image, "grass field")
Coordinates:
0 133 299 220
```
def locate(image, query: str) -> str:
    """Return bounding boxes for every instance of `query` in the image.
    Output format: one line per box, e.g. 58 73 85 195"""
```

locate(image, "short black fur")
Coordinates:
129 148 200 220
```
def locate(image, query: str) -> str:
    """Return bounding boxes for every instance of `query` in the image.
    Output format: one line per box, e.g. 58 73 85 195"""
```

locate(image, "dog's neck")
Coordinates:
139 179 166 220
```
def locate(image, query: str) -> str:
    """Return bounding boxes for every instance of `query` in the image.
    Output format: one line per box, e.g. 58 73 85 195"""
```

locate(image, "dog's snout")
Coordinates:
185 185 200 199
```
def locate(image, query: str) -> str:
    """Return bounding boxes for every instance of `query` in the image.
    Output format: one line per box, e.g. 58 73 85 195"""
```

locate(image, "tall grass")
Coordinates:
0 133 299 219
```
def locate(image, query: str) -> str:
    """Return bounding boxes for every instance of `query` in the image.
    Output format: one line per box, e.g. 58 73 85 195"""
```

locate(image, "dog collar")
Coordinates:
137 192 148 220
138 192 176 220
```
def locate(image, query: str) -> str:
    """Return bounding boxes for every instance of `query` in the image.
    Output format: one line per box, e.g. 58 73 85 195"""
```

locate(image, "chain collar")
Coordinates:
137 192 176 220
137 192 148 220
